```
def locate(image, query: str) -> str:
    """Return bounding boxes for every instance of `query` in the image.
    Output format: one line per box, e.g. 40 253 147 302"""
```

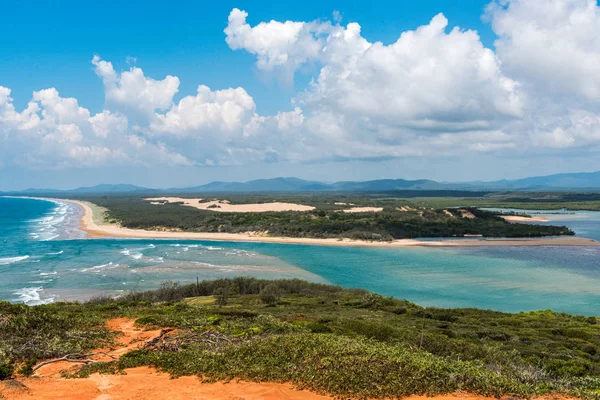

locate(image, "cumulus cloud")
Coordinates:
307 13 523 129
225 8 330 82
92 55 180 117
0 84 191 169
486 0 600 149
150 85 256 137
225 9 525 158
487 0 600 101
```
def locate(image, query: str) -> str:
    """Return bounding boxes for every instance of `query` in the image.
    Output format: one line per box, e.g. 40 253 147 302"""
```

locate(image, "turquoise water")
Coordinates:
1 197 599 315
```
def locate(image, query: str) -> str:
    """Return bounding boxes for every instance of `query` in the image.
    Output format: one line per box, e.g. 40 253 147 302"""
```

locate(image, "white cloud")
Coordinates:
150 85 256 137
89 111 128 138
92 55 180 116
306 13 523 128
0 84 193 169
226 9 525 159
485 0 600 150
487 0 600 101
224 8 330 82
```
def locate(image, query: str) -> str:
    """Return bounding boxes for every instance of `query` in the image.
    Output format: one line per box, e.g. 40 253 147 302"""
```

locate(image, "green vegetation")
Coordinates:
78 195 575 240
2 278 600 398
406 192 600 211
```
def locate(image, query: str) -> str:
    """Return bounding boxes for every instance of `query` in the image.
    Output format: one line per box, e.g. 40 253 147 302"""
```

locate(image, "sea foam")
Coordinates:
0 255 30 265
14 287 53 305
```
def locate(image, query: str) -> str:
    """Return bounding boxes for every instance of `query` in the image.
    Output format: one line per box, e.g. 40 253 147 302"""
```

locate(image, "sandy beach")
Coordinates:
61 199 600 247
500 215 550 223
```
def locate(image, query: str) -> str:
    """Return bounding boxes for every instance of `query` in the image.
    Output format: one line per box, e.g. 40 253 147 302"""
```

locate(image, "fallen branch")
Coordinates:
32 352 116 372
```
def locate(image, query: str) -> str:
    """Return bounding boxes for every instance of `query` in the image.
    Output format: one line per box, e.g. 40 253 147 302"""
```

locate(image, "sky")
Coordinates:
1 0 600 190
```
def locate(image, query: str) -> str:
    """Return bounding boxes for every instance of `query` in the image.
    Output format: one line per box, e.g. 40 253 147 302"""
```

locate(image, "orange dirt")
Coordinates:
0 318 581 400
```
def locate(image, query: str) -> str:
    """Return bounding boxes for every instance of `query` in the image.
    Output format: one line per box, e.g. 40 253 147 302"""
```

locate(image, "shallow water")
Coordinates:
0 197 598 315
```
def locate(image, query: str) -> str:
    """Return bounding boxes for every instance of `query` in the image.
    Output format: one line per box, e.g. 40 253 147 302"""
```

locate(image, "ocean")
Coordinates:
1 197 599 315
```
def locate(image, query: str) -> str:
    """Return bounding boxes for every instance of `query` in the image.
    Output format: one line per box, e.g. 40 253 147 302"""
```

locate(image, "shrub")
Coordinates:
259 284 281 305
18 359 37 376
0 362 14 380
582 344 597 356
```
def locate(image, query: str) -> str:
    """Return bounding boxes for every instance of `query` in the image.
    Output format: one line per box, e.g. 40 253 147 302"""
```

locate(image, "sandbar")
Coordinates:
61 199 600 247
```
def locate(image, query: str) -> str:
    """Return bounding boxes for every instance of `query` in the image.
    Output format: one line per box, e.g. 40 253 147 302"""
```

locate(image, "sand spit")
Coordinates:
58 199 600 247
144 197 316 212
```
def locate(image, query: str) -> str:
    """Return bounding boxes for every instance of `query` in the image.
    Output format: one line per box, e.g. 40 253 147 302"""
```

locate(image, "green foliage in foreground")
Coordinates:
2 278 600 398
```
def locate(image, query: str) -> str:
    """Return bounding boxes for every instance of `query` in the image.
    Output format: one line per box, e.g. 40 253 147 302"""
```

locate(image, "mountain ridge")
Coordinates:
3 171 600 194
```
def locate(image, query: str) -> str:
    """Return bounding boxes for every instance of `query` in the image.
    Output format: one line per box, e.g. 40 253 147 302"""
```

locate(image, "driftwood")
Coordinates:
32 352 117 372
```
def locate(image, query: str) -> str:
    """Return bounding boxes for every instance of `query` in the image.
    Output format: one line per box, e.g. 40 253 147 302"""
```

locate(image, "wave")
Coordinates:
81 262 120 272
46 250 64 255
131 253 143 260
225 249 257 257
26 199 84 241
39 271 57 276
148 244 156 248
120 249 131 256
14 287 54 305
0 255 30 265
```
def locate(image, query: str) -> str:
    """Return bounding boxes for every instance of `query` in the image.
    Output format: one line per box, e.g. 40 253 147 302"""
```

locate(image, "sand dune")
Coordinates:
144 197 316 212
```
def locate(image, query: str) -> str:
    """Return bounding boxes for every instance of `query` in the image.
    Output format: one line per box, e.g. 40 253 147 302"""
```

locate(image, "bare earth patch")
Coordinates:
144 197 315 212
459 209 476 219
342 207 384 213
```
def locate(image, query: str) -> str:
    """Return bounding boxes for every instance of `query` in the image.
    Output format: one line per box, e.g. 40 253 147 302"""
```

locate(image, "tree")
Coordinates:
260 284 281 305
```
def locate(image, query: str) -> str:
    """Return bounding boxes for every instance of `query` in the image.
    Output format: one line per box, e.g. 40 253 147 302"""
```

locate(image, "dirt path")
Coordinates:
0 318 580 400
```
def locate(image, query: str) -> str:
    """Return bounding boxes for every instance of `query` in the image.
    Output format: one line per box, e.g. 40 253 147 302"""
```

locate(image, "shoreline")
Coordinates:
58 198 600 248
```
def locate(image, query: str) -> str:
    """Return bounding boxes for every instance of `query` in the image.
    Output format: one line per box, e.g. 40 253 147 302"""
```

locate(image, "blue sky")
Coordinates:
1 0 599 189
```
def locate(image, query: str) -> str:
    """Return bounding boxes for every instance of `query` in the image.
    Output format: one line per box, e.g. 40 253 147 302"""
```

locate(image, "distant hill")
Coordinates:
13 184 158 195
175 177 331 193
3 172 600 195
69 184 157 194
480 171 600 190
328 179 455 191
